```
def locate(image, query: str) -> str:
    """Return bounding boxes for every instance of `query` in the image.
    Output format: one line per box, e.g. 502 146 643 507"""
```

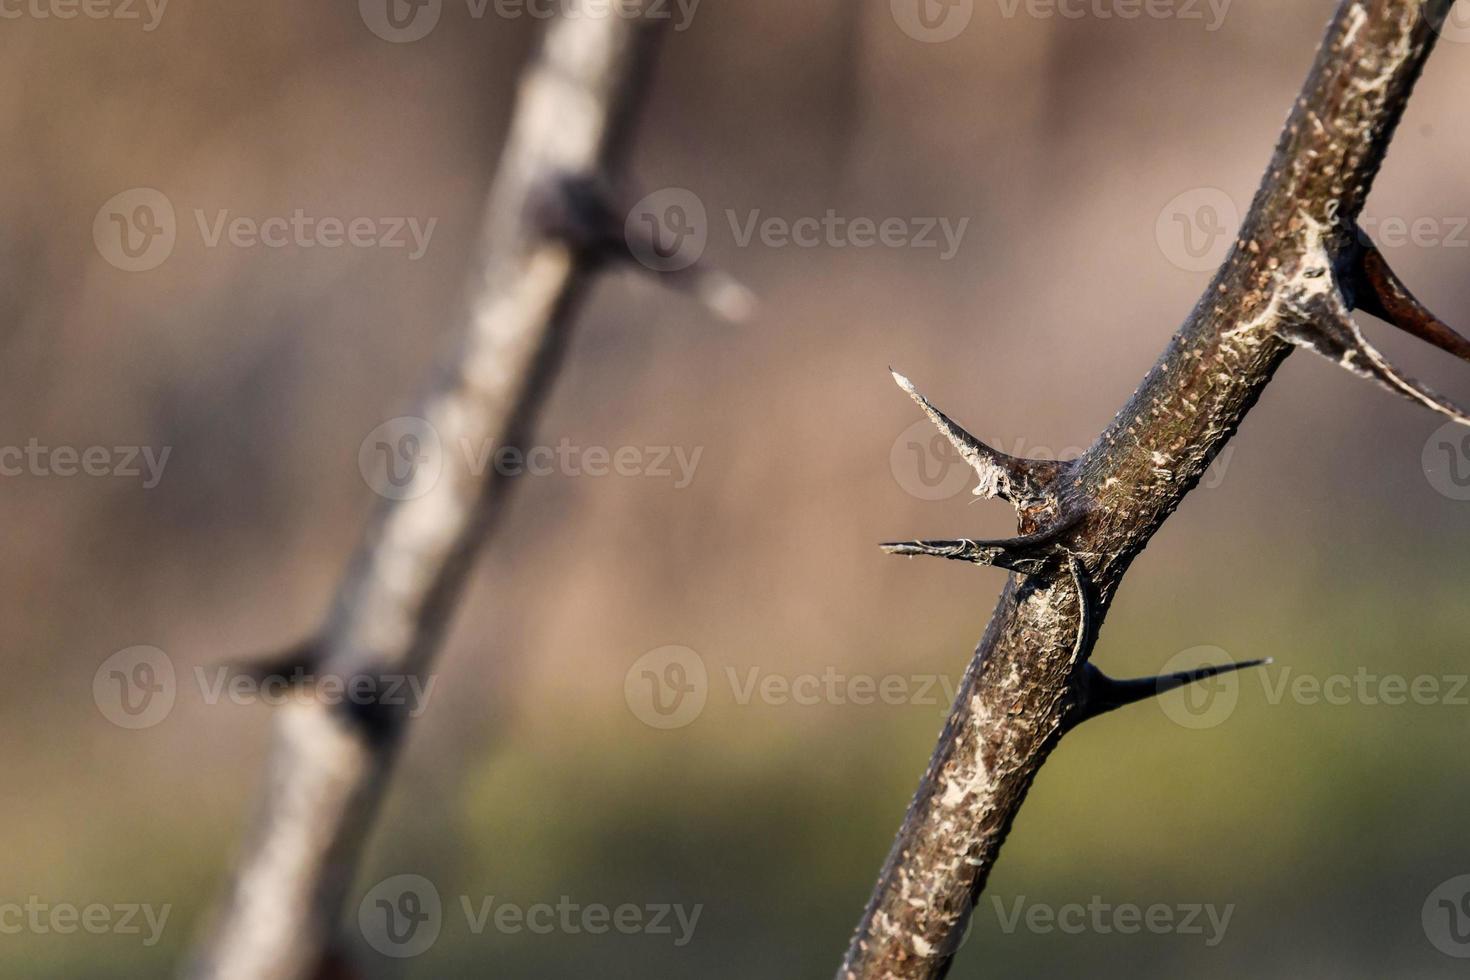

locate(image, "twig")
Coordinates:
184 7 675 979
840 1 1467 976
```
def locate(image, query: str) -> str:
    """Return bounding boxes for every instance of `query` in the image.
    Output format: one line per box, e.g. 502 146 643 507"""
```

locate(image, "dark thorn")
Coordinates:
880 511 1084 576
1356 242 1470 364
1072 657 1272 727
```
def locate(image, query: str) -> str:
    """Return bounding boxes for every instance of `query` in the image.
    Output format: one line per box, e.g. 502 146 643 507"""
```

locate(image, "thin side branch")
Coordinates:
186 7 667 979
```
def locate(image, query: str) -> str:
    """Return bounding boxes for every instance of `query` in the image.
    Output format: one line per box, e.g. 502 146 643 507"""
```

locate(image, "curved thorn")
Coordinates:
1066 556 1093 664
1076 657 1273 725
1355 240 1470 364
1280 289 1470 427
889 369 1054 503
656 264 757 323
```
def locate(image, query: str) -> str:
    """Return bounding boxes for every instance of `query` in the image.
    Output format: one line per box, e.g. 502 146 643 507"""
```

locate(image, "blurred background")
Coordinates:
5 0 1470 976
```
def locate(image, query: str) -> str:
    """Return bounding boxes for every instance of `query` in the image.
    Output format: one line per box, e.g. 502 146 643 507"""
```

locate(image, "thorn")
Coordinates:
233 640 320 686
1354 238 1470 364
657 264 757 324
889 369 1053 504
881 512 1083 576
1065 556 1093 663
535 175 755 324
1072 657 1272 727
1279 289 1470 427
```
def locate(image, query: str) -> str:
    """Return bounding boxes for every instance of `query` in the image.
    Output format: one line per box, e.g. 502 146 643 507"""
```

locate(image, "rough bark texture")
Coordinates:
841 1 1460 976
185 7 664 979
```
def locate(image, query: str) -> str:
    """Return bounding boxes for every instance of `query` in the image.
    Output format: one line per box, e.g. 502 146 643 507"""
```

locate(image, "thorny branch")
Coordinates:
184 5 742 978
841 1 1468 977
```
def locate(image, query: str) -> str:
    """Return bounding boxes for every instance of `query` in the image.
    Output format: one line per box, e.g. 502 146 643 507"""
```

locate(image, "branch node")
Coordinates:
537 174 755 323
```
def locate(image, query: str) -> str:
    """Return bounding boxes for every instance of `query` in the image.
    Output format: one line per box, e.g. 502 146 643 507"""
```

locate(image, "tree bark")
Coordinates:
185 7 665 979
841 1 1467 976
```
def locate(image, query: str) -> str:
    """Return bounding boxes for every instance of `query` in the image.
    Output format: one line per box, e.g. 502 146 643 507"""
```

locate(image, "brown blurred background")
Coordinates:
5 0 1470 976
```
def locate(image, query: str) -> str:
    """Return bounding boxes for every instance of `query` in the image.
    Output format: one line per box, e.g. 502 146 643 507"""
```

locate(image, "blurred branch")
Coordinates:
841 1 1465 976
185 7 669 979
